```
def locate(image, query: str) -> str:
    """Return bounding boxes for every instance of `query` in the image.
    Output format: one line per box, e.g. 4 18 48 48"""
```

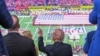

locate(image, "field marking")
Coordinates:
33 28 38 40
45 26 51 45
82 25 87 34
25 22 32 24
19 17 25 24
25 19 33 30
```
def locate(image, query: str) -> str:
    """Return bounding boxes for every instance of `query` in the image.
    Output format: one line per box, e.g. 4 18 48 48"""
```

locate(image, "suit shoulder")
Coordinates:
21 36 34 43
63 43 71 47
46 44 52 47
4 33 34 44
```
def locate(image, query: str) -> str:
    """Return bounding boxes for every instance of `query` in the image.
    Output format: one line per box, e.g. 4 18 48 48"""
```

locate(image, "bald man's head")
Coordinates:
52 28 65 42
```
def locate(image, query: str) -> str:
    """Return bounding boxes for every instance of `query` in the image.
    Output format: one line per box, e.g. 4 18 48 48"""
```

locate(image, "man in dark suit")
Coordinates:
38 28 72 56
83 30 95 54
4 15 36 56
0 0 13 56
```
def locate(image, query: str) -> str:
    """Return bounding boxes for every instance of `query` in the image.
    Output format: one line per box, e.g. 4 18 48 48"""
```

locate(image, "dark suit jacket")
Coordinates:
38 36 72 56
0 0 13 55
83 31 95 54
4 32 36 56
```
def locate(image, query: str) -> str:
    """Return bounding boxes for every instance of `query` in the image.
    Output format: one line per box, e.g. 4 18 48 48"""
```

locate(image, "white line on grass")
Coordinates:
45 26 51 46
25 18 33 30
25 22 32 24
33 28 38 40
82 25 86 34
19 16 25 24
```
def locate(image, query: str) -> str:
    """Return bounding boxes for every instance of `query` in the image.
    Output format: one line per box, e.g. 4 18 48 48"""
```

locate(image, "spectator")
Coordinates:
5 0 93 7
88 0 100 56
38 28 72 56
4 15 36 56
22 30 38 56
22 30 32 39
83 30 95 54
0 0 13 56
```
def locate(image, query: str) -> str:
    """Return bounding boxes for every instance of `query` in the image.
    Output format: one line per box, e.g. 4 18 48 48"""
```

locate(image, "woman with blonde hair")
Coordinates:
22 30 32 39
22 30 38 56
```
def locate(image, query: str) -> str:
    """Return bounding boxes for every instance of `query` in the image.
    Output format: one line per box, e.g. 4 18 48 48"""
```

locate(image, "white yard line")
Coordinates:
45 26 51 45
25 19 33 30
82 25 86 34
25 22 32 24
33 28 38 40
19 17 24 24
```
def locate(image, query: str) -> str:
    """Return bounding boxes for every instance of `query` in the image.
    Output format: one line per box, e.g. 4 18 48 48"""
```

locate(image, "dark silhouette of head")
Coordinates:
9 15 20 31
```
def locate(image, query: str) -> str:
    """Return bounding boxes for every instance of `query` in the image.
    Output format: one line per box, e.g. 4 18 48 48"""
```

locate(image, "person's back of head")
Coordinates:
52 28 65 42
4 15 37 56
38 27 72 56
8 15 20 31
52 28 73 56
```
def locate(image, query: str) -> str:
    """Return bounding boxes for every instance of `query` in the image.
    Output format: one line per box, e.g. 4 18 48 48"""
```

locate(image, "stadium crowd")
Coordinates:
5 0 92 7
4 0 92 15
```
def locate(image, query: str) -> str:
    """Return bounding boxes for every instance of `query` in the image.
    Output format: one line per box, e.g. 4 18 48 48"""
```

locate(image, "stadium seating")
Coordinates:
59 0 81 6
5 0 93 7
83 0 92 5
5 0 14 6
36 0 45 5
48 0 58 5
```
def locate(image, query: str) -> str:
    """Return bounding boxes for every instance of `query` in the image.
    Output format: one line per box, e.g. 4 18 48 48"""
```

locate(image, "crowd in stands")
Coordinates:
5 0 92 7
82 0 92 5
5 0 13 7
30 9 91 16
5 0 92 15
59 0 81 6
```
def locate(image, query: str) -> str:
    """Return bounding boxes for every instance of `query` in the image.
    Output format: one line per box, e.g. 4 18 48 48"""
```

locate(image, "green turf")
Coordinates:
0 16 96 55
0 16 96 47
18 16 96 47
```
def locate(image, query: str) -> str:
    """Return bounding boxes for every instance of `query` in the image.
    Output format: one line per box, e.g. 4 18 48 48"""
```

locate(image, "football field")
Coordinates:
18 16 96 47
0 16 96 56
19 16 96 56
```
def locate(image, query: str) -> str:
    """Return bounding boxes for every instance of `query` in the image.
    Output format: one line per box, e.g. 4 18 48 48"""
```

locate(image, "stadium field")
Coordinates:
2 0 94 56
18 16 96 54
0 16 96 56
18 16 96 44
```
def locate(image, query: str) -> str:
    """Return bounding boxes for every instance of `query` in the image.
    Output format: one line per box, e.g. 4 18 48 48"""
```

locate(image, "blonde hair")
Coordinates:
22 30 32 39
22 31 38 56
